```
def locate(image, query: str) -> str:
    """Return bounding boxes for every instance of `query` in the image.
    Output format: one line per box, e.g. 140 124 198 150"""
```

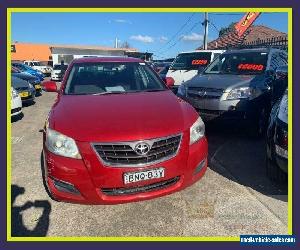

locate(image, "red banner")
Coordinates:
235 12 261 37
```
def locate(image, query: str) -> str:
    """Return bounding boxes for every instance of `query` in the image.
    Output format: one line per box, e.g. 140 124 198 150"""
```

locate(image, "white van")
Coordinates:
166 50 225 86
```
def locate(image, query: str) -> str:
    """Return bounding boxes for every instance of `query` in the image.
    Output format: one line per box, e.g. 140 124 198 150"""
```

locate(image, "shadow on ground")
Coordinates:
11 113 24 123
11 184 51 236
205 120 287 202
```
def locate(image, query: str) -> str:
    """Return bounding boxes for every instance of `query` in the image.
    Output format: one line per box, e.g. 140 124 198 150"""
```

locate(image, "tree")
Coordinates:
219 22 237 37
120 41 131 49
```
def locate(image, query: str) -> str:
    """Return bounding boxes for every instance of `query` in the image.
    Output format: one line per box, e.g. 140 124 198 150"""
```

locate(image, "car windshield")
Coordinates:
204 51 268 75
64 62 167 95
53 64 68 70
169 52 212 71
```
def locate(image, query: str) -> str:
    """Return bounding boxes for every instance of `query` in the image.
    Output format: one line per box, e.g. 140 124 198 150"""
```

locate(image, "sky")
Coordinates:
11 12 288 59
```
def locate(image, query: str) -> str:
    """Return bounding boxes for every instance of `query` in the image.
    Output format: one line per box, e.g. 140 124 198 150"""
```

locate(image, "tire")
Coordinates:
266 156 287 183
248 107 268 138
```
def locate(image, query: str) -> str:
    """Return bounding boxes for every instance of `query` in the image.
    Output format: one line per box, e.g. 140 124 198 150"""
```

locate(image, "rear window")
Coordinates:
204 52 268 75
64 62 166 95
170 52 212 70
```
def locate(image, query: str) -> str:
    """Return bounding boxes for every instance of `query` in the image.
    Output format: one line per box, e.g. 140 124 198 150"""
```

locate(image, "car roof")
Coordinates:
72 56 144 64
178 50 225 54
223 47 286 54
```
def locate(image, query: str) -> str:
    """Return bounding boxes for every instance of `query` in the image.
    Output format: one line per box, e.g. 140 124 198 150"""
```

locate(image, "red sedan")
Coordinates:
42 57 208 204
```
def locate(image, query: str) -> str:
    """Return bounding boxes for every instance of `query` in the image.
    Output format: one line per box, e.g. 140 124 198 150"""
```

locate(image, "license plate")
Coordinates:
123 168 165 184
35 84 41 89
19 91 29 97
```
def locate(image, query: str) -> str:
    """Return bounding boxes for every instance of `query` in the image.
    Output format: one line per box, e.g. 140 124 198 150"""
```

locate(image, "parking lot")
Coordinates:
11 80 288 237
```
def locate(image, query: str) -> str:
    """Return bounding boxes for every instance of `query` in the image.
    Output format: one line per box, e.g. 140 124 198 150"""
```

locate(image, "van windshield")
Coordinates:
204 52 268 75
64 62 167 95
169 52 212 71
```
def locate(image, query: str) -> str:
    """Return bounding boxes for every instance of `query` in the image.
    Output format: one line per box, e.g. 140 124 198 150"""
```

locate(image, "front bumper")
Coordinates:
33 84 43 94
43 134 208 205
11 96 22 117
181 95 263 122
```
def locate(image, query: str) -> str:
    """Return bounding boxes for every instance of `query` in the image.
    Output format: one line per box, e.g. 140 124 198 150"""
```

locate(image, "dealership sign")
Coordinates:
235 12 261 37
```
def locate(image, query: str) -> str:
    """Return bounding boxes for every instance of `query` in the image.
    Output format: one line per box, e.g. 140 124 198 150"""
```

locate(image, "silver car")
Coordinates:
177 48 288 136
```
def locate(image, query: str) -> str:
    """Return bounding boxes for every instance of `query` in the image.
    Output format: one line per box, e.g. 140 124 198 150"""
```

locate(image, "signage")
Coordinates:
238 63 264 71
235 12 261 37
191 59 208 65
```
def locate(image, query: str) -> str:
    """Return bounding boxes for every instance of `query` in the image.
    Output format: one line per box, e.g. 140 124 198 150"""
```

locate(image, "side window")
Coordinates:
270 52 287 70
30 62 34 67
279 52 288 64
270 53 280 70
213 53 221 60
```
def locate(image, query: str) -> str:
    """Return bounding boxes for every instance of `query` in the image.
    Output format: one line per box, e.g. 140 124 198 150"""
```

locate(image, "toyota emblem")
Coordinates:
134 142 150 156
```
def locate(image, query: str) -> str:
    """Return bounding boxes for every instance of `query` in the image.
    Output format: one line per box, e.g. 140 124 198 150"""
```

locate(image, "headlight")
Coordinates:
45 128 81 159
190 117 205 145
11 88 19 98
278 90 288 123
226 87 252 100
177 84 187 97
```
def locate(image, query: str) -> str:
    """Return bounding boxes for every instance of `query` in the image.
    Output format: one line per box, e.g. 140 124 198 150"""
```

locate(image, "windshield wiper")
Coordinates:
142 89 167 92
92 91 127 96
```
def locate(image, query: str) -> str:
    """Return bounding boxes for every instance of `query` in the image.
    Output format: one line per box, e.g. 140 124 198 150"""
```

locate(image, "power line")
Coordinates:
209 20 220 33
154 13 196 53
155 21 202 56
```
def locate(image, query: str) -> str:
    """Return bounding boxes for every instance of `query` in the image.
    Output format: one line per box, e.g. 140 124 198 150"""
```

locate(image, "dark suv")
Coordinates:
177 48 288 135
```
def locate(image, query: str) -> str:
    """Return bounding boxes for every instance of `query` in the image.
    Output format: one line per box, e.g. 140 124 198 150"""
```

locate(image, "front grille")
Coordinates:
187 87 224 99
92 134 182 166
101 176 180 196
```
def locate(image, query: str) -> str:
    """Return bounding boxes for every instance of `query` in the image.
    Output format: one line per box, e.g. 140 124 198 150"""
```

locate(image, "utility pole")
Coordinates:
115 38 118 48
203 12 209 50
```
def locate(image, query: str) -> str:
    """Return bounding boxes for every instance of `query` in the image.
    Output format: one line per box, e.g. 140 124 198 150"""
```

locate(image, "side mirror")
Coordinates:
164 77 175 88
42 81 58 92
275 66 288 80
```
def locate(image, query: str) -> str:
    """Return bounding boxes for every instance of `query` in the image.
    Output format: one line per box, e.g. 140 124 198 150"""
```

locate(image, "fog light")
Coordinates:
53 178 80 195
194 158 206 175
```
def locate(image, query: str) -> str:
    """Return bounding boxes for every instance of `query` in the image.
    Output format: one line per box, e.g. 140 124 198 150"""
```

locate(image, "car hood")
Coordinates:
11 76 30 88
12 72 38 83
186 74 258 91
49 90 197 142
